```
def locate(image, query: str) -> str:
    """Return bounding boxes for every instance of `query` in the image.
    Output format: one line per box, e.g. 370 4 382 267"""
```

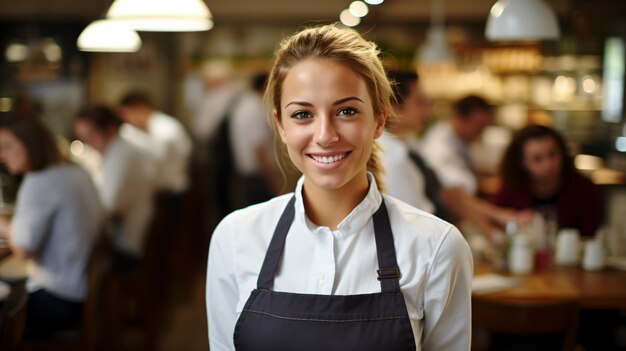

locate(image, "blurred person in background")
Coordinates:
420 94 492 195
74 105 157 273
379 71 443 216
230 73 279 206
491 124 603 237
194 61 243 219
118 90 192 196
380 71 531 237
0 113 103 339
193 60 240 151
118 90 192 230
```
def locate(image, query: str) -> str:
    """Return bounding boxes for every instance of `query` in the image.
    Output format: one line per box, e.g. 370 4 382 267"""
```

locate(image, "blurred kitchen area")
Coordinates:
0 0 626 350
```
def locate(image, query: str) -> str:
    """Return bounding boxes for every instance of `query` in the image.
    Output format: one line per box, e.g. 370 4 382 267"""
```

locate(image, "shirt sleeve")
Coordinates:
422 226 473 351
11 176 57 254
430 150 477 195
206 217 239 351
100 149 131 213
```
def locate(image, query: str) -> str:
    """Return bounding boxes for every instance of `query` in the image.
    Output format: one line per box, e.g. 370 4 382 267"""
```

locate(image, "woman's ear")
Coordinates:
274 110 287 143
373 111 387 139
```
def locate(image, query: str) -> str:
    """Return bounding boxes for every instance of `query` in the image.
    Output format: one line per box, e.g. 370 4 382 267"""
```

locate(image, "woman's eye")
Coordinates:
291 111 311 120
337 107 357 117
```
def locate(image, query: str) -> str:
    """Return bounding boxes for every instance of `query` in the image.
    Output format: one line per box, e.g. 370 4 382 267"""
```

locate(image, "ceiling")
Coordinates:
0 0 622 35
0 0 572 23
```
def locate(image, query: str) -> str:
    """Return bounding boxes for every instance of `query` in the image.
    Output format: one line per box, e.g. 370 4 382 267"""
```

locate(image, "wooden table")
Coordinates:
473 261 626 309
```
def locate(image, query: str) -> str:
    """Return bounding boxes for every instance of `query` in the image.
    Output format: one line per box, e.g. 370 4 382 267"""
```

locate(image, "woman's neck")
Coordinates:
302 174 370 230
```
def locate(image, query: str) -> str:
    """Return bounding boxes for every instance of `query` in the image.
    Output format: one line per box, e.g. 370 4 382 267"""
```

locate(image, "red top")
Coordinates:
490 172 604 237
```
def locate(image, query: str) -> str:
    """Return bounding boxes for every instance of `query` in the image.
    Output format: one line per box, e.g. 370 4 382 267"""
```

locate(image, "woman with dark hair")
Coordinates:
491 124 603 237
0 113 103 339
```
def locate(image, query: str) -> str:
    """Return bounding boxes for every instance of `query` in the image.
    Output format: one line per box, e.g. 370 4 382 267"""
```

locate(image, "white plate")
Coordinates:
472 273 521 294
0 280 10 301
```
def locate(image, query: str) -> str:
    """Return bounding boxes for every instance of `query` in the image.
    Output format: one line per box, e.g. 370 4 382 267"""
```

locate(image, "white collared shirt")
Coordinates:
378 132 434 213
206 175 473 351
229 91 273 175
420 121 477 194
100 136 157 256
121 112 192 193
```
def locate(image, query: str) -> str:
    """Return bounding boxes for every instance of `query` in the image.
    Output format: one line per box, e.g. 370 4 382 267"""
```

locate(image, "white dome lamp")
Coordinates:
486 0 560 41
106 0 213 32
418 0 454 63
77 19 142 52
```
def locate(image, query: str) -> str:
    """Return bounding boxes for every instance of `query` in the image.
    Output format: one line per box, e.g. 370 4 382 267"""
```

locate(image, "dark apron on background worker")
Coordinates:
234 197 417 351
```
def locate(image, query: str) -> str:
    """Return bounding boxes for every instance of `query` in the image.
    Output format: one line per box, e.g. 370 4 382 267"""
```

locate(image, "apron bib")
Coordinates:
234 197 417 351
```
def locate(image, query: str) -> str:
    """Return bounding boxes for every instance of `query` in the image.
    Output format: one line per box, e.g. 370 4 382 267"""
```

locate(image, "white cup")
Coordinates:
583 239 604 271
508 234 534 274
555 228 580 266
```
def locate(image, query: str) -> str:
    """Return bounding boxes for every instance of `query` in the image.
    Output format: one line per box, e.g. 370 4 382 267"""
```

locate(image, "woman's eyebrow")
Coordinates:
333 96 364 105
284 101 313 109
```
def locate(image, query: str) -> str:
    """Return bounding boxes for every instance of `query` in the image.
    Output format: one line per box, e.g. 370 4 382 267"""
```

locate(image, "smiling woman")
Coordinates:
206 24 473 351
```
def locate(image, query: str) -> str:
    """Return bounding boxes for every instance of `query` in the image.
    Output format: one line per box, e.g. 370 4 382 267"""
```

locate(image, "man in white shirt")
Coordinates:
420 95 492 195
118 91 193 235
381 72 523 236
74 105 157 269
379 71 437 214
118 91 192 195
230 73 278 206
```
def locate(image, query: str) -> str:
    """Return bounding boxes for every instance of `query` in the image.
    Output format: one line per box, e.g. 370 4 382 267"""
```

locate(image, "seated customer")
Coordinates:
74 105 157 272
381 71 531 235
0 113 103 339
491 124 603 237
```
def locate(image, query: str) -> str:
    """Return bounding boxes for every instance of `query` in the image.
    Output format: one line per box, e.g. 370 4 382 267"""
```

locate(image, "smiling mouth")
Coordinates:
309 152 349 164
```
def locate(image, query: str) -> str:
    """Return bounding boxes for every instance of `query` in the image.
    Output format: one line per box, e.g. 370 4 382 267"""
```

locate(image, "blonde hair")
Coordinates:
265 24 393 190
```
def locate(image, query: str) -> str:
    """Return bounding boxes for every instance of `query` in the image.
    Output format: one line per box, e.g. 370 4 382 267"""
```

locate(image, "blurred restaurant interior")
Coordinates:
0 0 626 350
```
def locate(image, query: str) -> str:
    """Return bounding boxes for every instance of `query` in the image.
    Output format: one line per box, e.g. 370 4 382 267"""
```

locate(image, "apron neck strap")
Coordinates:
256 196 402 293
257 196 296 290
372 200 402 292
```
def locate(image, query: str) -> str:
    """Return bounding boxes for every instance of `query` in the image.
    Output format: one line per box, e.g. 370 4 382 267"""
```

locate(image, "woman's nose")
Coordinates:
313 118 339 147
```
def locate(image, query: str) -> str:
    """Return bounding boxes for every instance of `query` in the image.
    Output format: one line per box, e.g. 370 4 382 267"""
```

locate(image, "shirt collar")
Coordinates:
293 172 383 237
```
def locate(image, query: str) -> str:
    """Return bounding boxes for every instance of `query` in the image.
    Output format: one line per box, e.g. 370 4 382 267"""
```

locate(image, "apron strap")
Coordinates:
257 196 296 290
372 200 402 293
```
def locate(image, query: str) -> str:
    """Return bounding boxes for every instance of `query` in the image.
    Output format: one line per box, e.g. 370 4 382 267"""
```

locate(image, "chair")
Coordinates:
16 233 113 351
0 281 28 351
472 297 580 351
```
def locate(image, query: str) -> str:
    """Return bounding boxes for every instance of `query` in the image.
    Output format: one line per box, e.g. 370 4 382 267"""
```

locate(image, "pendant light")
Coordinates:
77 19 142 52
485 0 560 41
418 0 454 63
106 0 213 32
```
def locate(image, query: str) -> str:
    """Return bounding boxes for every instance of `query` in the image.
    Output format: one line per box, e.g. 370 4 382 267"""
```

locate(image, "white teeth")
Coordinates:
312 153 346 164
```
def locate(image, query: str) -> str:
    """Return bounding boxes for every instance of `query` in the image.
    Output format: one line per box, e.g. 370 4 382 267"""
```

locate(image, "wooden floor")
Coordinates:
157 269 208 351
155 189 213 351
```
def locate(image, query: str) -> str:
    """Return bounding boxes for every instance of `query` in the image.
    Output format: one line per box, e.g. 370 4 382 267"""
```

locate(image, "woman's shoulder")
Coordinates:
383 194 457 238
26 163 82 183
212 193 295 239
383 194 470 262
563 171 601 198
